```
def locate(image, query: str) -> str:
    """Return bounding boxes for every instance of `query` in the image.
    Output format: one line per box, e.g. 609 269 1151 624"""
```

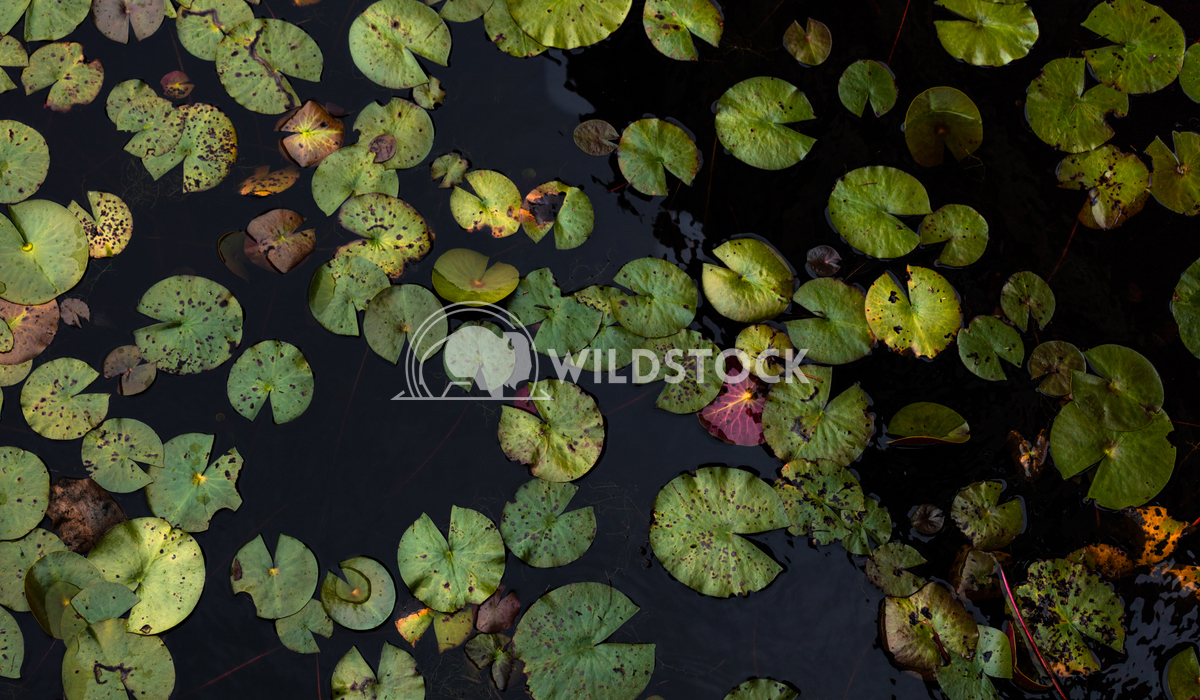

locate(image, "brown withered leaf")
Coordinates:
238 165 300 197
103 344 157 396
476 586 519 634
950 547 1010 600
911 503 944 535
1008 429 1048 482
59 298 90 328
369 134 397 164
0 298 59 365
573 119 618 156
1068 543 1134 580
46 478 128 554
160 70 193 99
245 209 316 274
806 245 842 277
277 101 344 167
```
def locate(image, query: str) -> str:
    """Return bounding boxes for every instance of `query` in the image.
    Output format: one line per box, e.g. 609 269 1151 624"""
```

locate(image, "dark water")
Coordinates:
3 0 1200 698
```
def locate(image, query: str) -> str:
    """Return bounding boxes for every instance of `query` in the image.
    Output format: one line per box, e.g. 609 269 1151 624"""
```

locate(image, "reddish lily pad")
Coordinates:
277 101 345 168
245 209 315 274
698 358 768 446
0 298 57 365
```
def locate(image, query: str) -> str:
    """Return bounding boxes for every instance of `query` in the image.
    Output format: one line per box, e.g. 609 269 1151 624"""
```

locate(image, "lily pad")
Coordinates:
364 284 445 364
958 316 1023 382
1071 344 1162 431
785 278 875 364
649 467 789 597
762 365 873 466
573 120 618 156
500 478 596 567
634 330 722 413
702 238 793 322
714 77 816 171
278 101 345 168
509 268 604 356
934 0 1037 67
320 556 396 630
999 271 1053 331
951 548 1006 600
508 0 631 49
25 549 101 637
1012 558 1124 676
838 59 897 117
477 587 520 633
919 204 988 266
611 257 697 337
1082 0 1184 95
21 42 103 112
231 533 318 620
642 0 721 61
484 0 546 57
69 191 133 258
723 679 798 700
839 497 892 555
451 169 521 238
498 379 603 481
465 632 515 690
933 629 1009 700
61 618 174 700
0 446 49 540
0 121 48 205
3 0 89 42
102 344 156 396
175 0 254 60
93 0 165 43
773 458 864 544
1050 402 1175 509
865 266 962 358
1026 58 1127 153
434 607 473 652
617 118 701 196
80 418 163 493
887 402 970 445
1057 146 1150 229
104 80 182 160
244 209 315 274
1168 647 1200 700
828 166 931 259
331 644 425 700
275 599 332 654
338 194 433 281
881 581 978 673
353 98 434 170
67 580 139 625
0 609 20 676
20 358 108 440
307 255 390 336
443 321 517 392
951 481 1022 550
431 152 469 187
1145 132 1200 216
1183 44 1200 103
0 300 56 366
0 199 88 305
216 18 322 115
520 181 594 249
734 324 793 380
397 507 503 612
1173 260 1200 359
698 359 768 446
0 36 24 95
432 249 518 308
143 433 241 532
134 275 243 374
866 542 927 597
311 144 400 216
226 341 313 424
783 18 831 66
87 517 205 635
0 528 65 611
1029 340 1084 397
904 87 983 167
142 103 238 193
349 0 451 89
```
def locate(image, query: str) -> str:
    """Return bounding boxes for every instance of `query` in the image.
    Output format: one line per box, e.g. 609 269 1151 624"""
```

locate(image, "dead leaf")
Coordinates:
46 478 128 554
238 165 300 197
59 298 90 328
476 586 519 633
161 70 193 99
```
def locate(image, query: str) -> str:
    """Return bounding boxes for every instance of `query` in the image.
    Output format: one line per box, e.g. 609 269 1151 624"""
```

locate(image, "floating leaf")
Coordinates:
805 245 841 277
1050 402 1175 509
865 266 961 358
958 316 1023 382
216 18 322 115
520 181 594 249
508 268 602 355
275 598 332 654
20 358 108 440
513 582 654 699
320 556 396 630
0 199 88 305
145 433 241 532
0 36 25 95
483 0 546 57
68 580 138 625
498 379 603 481
612 257 697 338
21 42 103 112
714 77 815 171
0 121 48 204
649 467 788 597
134 275 243 374
951 547 1007 600
501 478 596 568
226 341 313 425
465 632 515 690
311 144 399 216
412 77 444 109
105 80 182 160
634 330 722 413
702 238 793 322
828 166 931 259
451 170 521 238
951 481 1022 550
933 628 1008 699
508 0 631 49
1183 44 1200 103
642 0 721 61
839 498 891 555
723 679 798 700
0 528 65 611
887 402 969 445
175 0 254 60
397 507 504 612
1026 58 1127 153
904 87 982 167
331 643 425 699
278 101 345 168
838 59 897 117
763 365 873 465
354 97 435 170
1174 260 1200 359
919 204 988 266
46 477 127 554
912 504 946 535
783 18 831 66
1071 344 1162 431
698 359 768 446
238 166 301 197
569 286 642 372
0 299 57 365
774 458 864 544
349 0 451 89
1125 506 1186 567
934 0 1037 67
80 417 162 493
881 581 978 673
999 271 1053 331
1168 647 1200 700
573 120 618 156
0 447 49 540
338 193 433 279
142 103 238 192
395 606 433 646
159 70 192 98
1012 559 1124 676
1082 0 1184 95
866 542 927 597
24 549 100 637
231 533 318 620
1 0 88 41
442 321 518 392
307 255 390 336
431 152 468 187
438 0 489 23
68 191 133 258
61 618 174 699
87 517 204 635
617 118 700 196
1145 132 1200 216
245 209 315 274
785 278 875 364
734 324 793 380
364 284 446 363
477 586 520 633
59 298 88 328
102 344 156 396
1057 146 1150 229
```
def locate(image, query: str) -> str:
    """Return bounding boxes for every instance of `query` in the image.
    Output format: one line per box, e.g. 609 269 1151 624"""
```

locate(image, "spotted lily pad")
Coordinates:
93 0 165 43
501 478 596 568
307 255 390 336
69 191 133 258
226 340 313 424
642 0 721 61
3 0 90 41
866 542 927 597
0 447 49 540
320 556 396 630
175 0 253 60
364 284 446 363
881 581 978 673
934 0 1037 67
465 632 515 690
650 467 788 597
484 0 546 57
498 379 603 481
216 18 322 115
520 181 594 249
841 499 890 554
21 42 103 112
349 0 451 89
1071 344 1162 431
0 121 48 204
617 118 700 196
919 204 988 266
785 278 875 364
838 60 897 117
569 286 642 372
734 324 794 379
0 199 88 305
702 238 793 322
244 209 314 275
999 271 1053 331
1145 132 1200 217
714 77 815 171
783 18 830 66
80 418 162 493
828 166 931 259
61 618 174 699
0 528 65 611
393 606 430 646
1012 558 1124 676
612 257 697 337
337 193 433 280
451 170 521 238
311 144 400 216
231 533 318 620
1026 58 1127 153
508 0 631 49
933 626 1010 699
1082 0 1184 95
354 98 434 170
1029 340 1085 396
331 644 424 699
104 80 182 160
951 481 1022 550
142 103 238 192
773 458 864 544
958 316 1023 382
633 330 722 413
431 152 469 188
275 599 332 654
865 266 961 358
278 101 345 168
1057 146 1150 229
762 364 873 466
134 275 243 374
1183 44 1200 103
887 402 970 445
904 87 983 167
0 36 24 95
397 507 504 612
102 345 156 396
698 359 768 446
20 358 108 440
509 268 604 355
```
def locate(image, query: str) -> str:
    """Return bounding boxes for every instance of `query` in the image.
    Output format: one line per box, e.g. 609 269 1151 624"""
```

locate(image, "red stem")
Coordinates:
887 0 912 64
1047 220 1079 284
998 565 1069 700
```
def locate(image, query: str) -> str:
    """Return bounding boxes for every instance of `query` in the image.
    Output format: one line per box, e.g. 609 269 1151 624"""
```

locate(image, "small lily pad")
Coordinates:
25 549 100 637
21 42 103 112
307 255 390 336
501 479 596 568
134 275 243 375
397 507 504 612
698 359 768 446
958 316 1023 382
395 607 433 645
431 248 519 307
320 556 396 630
104 80 182 160
714 77 816 171
435 607 475 651
828 166 931 259
612 257 697 338
68 580 139 625
520 181 594 249
785 278 875 365
951 481 1022 550
762 364 873 466
509 268 604 356
0 299 56 365
617 118 701 196
1029 341 1084 397
353 98 434 170
1012 558 1124 676
451 170 522 238
498 379 603 481
865 266 962 358
634 330 722 414
774 458 864 544
0 199 88 305
145 433 241 532
141 103 238 193
573 119 618 156
734 324 794 380
887 402 969 445
465 632 515 690
702 238 793 322
231 533 318 620
1082 0 1184 95
349 0 451 89
364 284 446 364
245 209 315 274
278 101 345 168
951 547 1005 600
331 644 425 699
1145 132 1200 217
216 18 322 115
999 271 1053 331
904 87 983 167
226 341 313 424
783 18 831 66
934 0 1038 67
0 120 48 204
0 446 49 540
160 70 191 98
839 496 892 555
881 581 978 673
643 0 721 61
838 59 897 117
1168 647 1200 700
20 358 108 440
919 204 988 266
275 599 332 654
68 191 133 258
508 0 631 49
311 144 400 216
723 679 798 700
866 542 927 597
102 345 156 396
80 418 162 493
412 77 444 109
1026 58 1127 153
1071 344 1162 431
431 152 469 187
1057 146 1150 229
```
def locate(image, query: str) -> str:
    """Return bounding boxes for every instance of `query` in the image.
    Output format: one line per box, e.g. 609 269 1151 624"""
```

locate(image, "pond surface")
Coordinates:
3 0 1200 698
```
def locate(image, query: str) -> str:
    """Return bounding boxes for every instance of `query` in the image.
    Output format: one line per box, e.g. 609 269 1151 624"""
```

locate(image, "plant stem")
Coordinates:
998 565 1069 700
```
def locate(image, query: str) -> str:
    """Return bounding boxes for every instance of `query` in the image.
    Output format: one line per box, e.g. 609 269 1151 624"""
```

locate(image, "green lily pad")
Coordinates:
498 379 603 481
650 467 789 597
442 321 515 392
933 629 1008 700
25 549 100 637
773 458 864 544
785 278 875 365
451 169 521 238
951 548 1005 600
1057 146 1151 229
612 257 697 337
104 80 183 160
1050 402 1175 509
633 330 722 413
433 607 473 652
508 0 631 49
839 497 892 555
714 77 815 171
735 323 794 379
337 193 433 280
320 556 396 630
1145 132 1200 217
307 255 390 336
0 37 25 96
87 517 204 635
365 284 445 363
0 528 65 611
1026 58 1127 153
92 0 166 43
520 181 594 249
275 598 332 654
349 0 451 89
141 103 238 192
397 506 504 612
80 418 162 493
934 0 1037 67
175 0 254 60
508 268 604 356
231 533 318 620
311 144 400 216
958 316 1023 382
999 271 1053 331
0 121 48 204
0 447 48 540
216 18 323 115
642 0 722 61
68 580 139 625
431 151 469 187
828 166 931 259
887 402 970 445
62 618 174 700
1183 44 1200 103
617 118 701 197
1082 0 1184 95
881 581 978 673
1012 558 1124 676
134 275 243 375
570 286 642 372
763 365 873 466
904 87 983 167
226 340 313 424
0 606 20 678
438 0 489 23
500 478 596 568
1168 647 1200 700
331 643 425 700
21 42 103 112
1174 260 1200 359
0 199 88 305
431 248 519 306
838 59 897 117
919 204 988 266
3 0 89 41
354 98 434 170
69 191 133 258
951 481 1022 550
465 633 515 690
1071 344 1162 431
866 542 927 597
1029 340 1085 396
483 0 546 57
865 266 961 358
20 358 108 440
145 433 241 532
723 679 798 700
784 18 831 66
702 238 793 322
